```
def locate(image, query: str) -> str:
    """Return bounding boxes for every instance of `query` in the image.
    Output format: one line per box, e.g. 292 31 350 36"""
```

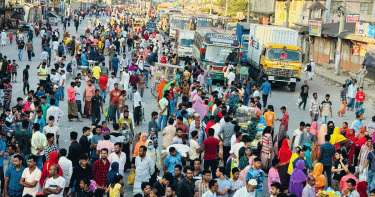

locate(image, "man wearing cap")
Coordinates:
233 179 259 197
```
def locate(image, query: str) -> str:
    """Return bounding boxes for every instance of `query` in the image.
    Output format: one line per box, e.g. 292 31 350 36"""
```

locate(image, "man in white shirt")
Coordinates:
57 149 72 190
46 98 64 127
108 72 119 93
20 155 42 197
121 67 130 94
233 179 258 197
292 121 305 150
43 164 66 197
227 69 236 87
74 81 84 117
203 180 218 197
52 40 59 59
43 117 60 145
50 69 60 86
108 142 127 177
133 86 142 126
120 54 130 73
58 70 66 101
41 49 49 62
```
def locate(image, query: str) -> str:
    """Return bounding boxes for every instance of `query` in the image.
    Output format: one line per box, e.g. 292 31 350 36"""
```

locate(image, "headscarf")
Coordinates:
303 143 312 169
290 160 307 184
107 162 119 185
357 181 368 197
156 78 167 101
288 152 299 175
277 139 292 164
317 124 327 145
259 115 267 126
310 163 326 188
133 133 147 157
310 122 318 136
146 139 157 162
40 151 63 187
330 127 347 145
327 121 335 135
357 126 366 140
346 129 357 142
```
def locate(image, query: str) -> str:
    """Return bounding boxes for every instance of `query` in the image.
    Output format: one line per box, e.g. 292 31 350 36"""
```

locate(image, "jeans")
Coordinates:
144 70 149 86
58 87 65 100
27 50 32 60
113 67 118 77
100 89 107 102
110 105 119 122
322 116 329 124
158 115 168 130
262 94 269 108
347 97 355 110
92 111 101 125
129 85 134 100
18 49 23 60
369 170 375 190
134 106 141 125
299 94 308 110
23 81 29 94
323 165 332 188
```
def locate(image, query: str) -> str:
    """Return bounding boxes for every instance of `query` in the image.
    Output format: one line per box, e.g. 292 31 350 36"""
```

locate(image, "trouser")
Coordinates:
204 159 218 179
76 100 82 114
369 170 375 190
58 87 64 100
158 115 168 130
140 86 145 97
111 105 119 123
144 70 149 86
299 95 308 109
113 67 118 77
100 89 107 102
262 94 268 108
322 116 329 124
23 81 29 94
0 167 3 194
18 49 23 60
311 113 319 122
134 106 141 125
27 50 32 60
223 145 231 165
92 111 101 125
123 143 131 169
347 97 355 110
323 165 332 188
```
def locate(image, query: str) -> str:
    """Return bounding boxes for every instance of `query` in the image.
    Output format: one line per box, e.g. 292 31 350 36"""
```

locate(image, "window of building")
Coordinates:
360 2 373 15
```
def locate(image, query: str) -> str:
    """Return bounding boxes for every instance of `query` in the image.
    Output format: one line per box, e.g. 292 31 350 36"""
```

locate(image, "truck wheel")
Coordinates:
290 83 296 92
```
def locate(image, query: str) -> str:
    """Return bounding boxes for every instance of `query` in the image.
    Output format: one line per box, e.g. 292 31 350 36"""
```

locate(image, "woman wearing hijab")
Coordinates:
40 151 63 187
303 143 312 169
261 126 273 173
289 160 307 197
239 154 256 182
133 133 147 157
310 122 318 163
288 146 301 175
330 127 347 150
239 147 254 170
107 162 119 185
327 121 335 135
277 139 292 189
310 163 326 193
346 129 357 165
357 181 368 197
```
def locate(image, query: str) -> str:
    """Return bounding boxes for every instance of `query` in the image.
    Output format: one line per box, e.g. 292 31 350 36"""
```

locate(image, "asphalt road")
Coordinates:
2 15 374 196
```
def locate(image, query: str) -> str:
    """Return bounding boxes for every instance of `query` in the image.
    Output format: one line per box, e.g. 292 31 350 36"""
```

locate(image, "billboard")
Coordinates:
309 20 322 37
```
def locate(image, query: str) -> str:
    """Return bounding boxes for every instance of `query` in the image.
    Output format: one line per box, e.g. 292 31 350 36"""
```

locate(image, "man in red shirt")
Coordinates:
198 128 219 178
92 148 110 196
174 116 189 143
110 83 122 123
99 72 108 103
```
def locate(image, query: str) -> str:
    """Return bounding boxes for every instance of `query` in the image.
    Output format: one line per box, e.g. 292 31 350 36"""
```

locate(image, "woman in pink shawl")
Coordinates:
310 122 318 135
289 160 307 197
310 122 318 163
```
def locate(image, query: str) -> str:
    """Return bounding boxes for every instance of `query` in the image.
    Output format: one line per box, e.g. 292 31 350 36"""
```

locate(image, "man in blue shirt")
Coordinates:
246 157 265 196
319 134 335 188
259 79 271 108
44 45 51 65
0 132 5 194
4 154 25 197
215 167 230 197
164 147 182 176
112 54 120 77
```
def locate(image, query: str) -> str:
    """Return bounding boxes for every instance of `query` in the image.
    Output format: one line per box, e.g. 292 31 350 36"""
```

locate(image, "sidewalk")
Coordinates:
313 63 375 101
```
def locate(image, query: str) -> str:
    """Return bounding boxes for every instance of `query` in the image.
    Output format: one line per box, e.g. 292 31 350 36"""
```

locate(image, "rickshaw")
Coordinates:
150 63 183 98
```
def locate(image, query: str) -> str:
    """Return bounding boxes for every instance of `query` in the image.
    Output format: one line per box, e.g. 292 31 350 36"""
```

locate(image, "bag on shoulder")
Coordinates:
306 64 312 72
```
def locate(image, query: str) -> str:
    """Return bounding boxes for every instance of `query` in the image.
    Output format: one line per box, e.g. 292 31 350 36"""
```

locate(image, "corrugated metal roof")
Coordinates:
342 34 375 44
299 22 356 37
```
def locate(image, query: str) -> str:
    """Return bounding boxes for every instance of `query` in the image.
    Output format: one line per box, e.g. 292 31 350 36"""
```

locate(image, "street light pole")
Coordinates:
209 0 212 14
334 0 346 75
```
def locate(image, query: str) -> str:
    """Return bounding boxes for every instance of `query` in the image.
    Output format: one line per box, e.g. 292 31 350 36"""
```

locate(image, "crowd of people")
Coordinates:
0 3 373 197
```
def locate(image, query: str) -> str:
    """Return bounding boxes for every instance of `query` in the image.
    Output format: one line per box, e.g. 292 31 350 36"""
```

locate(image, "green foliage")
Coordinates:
213 0 250 16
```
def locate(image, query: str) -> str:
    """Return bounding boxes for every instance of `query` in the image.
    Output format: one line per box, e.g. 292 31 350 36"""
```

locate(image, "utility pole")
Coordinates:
247 0 250 23
285 0 290 27
334 0 346 75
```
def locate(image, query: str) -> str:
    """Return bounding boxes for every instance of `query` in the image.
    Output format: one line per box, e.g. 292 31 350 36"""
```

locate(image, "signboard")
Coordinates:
205 33 239 47
309 20 322 37
367 24 375 38
347 14 360 23
355 22 366 36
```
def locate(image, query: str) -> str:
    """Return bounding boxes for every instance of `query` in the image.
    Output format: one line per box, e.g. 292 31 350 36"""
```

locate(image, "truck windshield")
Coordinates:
204 46 235 64
266 48 301 62
172 19 189 30
196 19 211 27
180 39 194 47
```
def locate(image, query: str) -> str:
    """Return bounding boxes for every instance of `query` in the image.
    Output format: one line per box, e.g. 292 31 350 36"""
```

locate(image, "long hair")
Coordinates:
111 174 123 188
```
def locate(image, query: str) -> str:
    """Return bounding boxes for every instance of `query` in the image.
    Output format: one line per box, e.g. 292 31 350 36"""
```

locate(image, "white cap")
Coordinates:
194 113 200 117
248 179 257 186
